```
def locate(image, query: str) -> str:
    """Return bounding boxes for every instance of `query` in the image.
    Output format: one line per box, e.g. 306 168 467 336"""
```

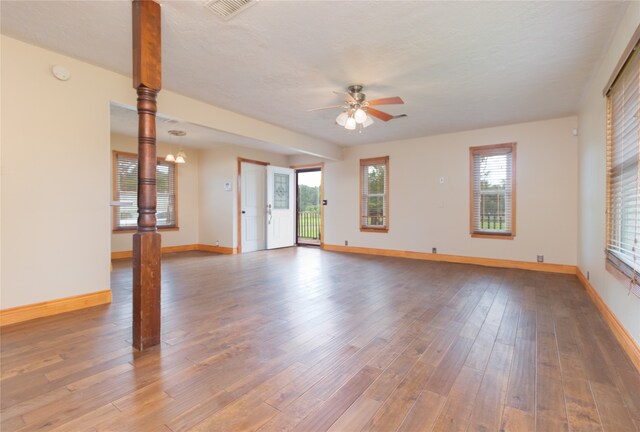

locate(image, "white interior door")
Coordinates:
267 165 295 249
241 162 266 253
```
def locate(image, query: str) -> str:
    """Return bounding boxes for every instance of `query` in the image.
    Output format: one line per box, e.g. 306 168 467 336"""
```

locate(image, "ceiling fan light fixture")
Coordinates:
362 116 374 128
336 111 349 127
354 108 367 124
165 153 176 162
345 116 357 130
312 85 404 132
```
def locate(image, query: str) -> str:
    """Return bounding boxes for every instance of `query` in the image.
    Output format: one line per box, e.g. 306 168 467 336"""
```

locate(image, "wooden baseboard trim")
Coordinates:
195 244 238 255
321 244 577 274
576 268 640 373
0 290 112 327
162 244 200 254
111 244 237 260
111 250 134 259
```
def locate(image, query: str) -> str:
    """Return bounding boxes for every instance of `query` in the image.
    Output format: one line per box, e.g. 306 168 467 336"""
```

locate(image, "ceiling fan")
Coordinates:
310 84 406 130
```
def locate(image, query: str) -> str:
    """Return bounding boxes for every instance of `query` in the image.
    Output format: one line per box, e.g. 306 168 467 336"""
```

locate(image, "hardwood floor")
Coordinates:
1 247 639 431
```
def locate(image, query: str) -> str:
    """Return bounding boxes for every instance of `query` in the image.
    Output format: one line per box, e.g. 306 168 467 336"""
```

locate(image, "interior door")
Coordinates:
241 162 267 253
267 165 295 249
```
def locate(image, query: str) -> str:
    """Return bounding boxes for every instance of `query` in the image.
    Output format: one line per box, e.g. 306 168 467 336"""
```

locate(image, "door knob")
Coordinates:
241 210 246 214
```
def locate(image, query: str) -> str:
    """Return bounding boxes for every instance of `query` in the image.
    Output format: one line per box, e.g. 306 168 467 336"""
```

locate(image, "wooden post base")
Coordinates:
132 231 161 350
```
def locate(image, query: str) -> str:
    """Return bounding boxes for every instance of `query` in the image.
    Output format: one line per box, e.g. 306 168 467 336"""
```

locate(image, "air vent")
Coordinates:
204 0 256 20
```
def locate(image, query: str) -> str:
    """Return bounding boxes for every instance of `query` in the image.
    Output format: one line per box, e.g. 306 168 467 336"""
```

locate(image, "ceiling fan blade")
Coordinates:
367 96 404 106
308 105 344 112
367 107 394 122
333 91 356 103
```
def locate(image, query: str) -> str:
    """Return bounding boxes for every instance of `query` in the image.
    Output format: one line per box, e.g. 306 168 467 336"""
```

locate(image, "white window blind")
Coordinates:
360 156 389 231
114 152 177 230
471 144 515 237
606 44 640 298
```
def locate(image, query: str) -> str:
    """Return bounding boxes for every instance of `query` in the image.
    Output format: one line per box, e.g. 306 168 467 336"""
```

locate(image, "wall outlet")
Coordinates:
537 255 544 263
216 240 219 247
345 240 348 246
432 247 437 254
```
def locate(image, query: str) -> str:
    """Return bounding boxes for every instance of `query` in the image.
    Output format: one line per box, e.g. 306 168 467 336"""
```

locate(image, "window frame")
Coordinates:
469 143 516 240
360 156 389 233
112 150 179 233
604 38 640 296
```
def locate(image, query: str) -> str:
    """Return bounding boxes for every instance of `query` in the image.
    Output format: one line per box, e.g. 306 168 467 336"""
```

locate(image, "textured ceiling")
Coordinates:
1 1 628 147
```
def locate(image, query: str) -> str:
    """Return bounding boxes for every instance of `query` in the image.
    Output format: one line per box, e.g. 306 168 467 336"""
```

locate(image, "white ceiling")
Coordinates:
1 1 628 147
110 103 294 154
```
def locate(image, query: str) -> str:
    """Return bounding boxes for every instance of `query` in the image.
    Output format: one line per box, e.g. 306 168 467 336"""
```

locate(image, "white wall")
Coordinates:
0 35 334 309
578 3 640 344
110 133 200 252
323 117 579 265
199 145 288 249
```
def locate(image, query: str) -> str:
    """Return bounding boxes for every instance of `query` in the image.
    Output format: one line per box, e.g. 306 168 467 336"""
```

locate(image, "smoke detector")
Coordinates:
204 0 257 20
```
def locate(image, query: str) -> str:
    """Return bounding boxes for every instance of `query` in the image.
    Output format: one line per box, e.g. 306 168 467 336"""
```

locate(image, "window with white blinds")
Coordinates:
113 151 178 230
360 156 389 232
470 143 516 238
606 43 640 297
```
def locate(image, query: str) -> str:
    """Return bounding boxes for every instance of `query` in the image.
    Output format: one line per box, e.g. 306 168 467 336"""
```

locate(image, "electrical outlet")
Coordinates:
537 255 544 263
345 240 348 246
216 240 219 247
432 247 437 254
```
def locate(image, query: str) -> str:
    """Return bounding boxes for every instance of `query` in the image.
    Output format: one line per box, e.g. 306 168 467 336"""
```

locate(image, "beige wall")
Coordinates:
0 35 334 309
1 37 121 308
323 117 579 265
199 145 288 249
110 133 200 253
578 3 640 344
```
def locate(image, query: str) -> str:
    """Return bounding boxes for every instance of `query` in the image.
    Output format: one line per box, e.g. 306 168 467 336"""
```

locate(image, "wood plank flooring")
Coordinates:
1 248 638 431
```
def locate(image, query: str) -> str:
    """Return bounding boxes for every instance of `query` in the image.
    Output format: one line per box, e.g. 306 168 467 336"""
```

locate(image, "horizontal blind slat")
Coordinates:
606 45 640 291
471 144 514 234
115 153 177 229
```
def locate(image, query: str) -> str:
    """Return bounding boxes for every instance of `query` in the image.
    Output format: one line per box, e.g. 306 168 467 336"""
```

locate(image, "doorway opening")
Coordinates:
295 166 323 246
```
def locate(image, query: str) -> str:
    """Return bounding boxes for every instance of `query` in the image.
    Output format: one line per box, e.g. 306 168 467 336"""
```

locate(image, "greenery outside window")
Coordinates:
113 151 178 231
360 156 389 233
470 143 516 239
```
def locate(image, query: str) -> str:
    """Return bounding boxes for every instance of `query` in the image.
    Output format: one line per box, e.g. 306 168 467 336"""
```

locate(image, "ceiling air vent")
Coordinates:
204 0 256 20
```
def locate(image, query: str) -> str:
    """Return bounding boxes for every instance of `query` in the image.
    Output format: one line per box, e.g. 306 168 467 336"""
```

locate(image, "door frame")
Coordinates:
237 157 269 254
291 163 324 247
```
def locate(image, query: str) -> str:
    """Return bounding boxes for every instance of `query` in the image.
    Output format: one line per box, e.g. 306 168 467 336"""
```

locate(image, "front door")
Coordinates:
241 162 267 253
266 165 295 249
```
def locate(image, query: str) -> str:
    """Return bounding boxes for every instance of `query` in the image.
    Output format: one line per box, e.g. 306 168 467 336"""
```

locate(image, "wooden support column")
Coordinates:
132 0 162 350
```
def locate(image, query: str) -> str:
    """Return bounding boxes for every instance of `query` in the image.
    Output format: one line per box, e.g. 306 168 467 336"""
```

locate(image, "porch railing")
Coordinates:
298 211 320 239
480 214 506 230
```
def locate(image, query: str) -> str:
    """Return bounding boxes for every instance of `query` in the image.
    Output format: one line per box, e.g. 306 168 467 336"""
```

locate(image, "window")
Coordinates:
113 151 178 231
360 156 389 232
470 143 516 239
606 43 640 297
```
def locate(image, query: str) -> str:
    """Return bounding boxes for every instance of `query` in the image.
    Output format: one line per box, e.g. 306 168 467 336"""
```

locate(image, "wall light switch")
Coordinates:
224 181 232 191
439 177 445 184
